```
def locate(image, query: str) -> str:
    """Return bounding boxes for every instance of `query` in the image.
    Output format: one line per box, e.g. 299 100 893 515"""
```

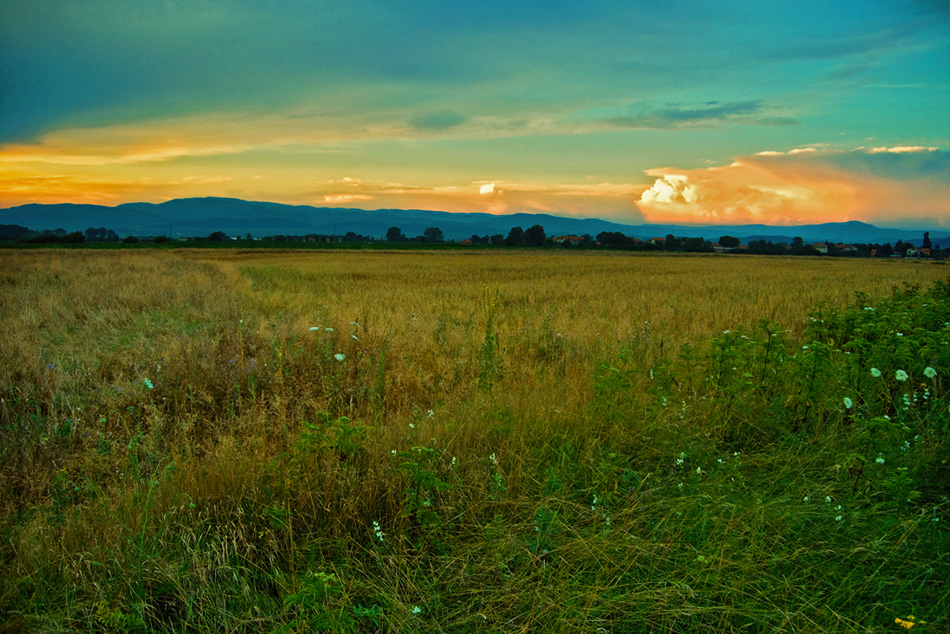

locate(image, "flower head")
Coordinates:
843 397 853 410
334 353 345 362
143 378 154 390
895 369 909 382
924 366 937 379
870 367 882 378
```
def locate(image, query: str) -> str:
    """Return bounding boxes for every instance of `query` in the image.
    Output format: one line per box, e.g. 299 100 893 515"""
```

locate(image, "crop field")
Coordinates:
1 249 948 632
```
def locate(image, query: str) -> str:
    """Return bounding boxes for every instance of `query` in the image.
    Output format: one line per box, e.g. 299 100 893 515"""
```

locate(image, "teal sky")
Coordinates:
1 0 948 227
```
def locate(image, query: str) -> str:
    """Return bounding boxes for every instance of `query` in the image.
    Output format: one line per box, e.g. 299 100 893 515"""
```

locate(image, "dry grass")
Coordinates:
0 248 946 633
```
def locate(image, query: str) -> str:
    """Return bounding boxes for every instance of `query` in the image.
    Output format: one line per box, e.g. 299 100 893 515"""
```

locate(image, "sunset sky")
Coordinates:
2 1 948 228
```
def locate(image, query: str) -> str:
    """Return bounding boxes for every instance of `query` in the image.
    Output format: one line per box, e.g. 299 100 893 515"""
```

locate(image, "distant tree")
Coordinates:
0 224 32 241
490 234 505 246
664 234 685 251
877 242 894 257
423 227 444 243
505 226 525 246
596 231 632 248
208 231 228 241
123 235 139 244
524 224 546 247
923 232 932 250
386 226 406 242
684 237 711 252
153 235 170 243
718 235 741 248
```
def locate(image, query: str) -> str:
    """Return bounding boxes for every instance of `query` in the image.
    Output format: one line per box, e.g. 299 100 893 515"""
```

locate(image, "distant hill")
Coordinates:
2 197 945 245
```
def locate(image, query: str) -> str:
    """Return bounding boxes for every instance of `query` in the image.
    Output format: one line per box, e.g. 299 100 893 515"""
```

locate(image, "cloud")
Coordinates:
599 101 796 130
868 145 938 154
636 147 950 228
409 110 468 131
306 177 645 220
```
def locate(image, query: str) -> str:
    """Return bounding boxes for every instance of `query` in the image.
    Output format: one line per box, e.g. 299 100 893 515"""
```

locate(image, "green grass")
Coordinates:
0 252 947 633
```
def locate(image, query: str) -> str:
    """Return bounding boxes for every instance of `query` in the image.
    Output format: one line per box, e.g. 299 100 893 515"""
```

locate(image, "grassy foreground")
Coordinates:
0 250 947 633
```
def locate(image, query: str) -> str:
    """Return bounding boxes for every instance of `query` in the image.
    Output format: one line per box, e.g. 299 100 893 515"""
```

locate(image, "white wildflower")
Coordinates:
895 369 908 382
924 367 937 379
334 353 345 362
870 367 882 378
843 397 853 409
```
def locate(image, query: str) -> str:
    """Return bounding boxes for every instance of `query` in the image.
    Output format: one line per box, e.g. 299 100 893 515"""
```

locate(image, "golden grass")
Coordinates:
1 248 946 632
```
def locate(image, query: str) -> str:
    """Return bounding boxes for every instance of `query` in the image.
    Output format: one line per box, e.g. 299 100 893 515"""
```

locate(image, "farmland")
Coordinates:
1 249 948 632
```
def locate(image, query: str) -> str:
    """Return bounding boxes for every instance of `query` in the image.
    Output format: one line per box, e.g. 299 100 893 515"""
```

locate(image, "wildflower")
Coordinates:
843 397 853 409
412 606 422 615
408 423 414 429
895 615 924 629
897 332 903 337
870 367 882 378
334 353 345 362
309 326 319 331
803 496 809 502
875 456 885 464
825 496 832 503
895 369 909 382
427 409 434 418
695 466 702 475
864 307 874 312
325 327 333 332
924 367 937 379
834 515 842 521
143 378 154 389
372 520 385 543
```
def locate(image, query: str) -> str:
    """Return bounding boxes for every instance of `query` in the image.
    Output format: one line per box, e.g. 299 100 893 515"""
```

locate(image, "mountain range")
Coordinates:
2 197 946 246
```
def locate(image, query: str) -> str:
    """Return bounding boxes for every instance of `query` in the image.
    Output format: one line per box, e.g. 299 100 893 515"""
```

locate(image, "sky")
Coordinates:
1 0 948 228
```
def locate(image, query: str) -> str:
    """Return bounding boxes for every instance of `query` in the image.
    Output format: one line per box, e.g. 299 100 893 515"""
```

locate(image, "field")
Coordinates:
1 249 948 633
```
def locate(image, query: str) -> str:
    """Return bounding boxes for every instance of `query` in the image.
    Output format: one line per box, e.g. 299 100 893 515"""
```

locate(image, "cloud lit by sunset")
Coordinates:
1 1 947 228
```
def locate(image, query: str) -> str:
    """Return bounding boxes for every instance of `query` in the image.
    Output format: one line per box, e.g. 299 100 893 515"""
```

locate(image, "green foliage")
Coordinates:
398 446 451 533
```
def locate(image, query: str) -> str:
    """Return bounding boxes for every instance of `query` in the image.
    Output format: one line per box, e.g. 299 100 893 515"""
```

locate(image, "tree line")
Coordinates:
1 223 943 259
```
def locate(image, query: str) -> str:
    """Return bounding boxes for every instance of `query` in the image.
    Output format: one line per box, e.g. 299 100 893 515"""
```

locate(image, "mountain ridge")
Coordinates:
2 197 945 246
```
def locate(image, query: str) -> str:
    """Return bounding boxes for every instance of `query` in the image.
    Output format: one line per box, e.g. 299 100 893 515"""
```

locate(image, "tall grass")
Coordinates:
0 249 946 632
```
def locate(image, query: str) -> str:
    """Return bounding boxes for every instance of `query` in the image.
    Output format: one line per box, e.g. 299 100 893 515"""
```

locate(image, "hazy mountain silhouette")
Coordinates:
2 197 945 245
